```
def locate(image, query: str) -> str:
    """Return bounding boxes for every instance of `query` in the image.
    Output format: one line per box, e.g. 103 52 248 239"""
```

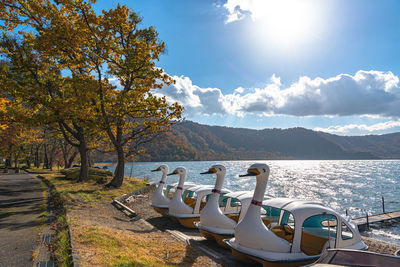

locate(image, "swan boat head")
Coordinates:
150 164 170 209
166 167 194 216
196 164 236 234
229 163 291 253
151 164 169 176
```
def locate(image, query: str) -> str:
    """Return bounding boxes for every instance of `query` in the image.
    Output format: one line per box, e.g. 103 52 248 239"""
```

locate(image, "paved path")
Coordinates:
0 173 45 267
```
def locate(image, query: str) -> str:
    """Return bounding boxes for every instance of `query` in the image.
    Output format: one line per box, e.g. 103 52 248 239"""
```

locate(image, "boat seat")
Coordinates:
184 197 207 211
271 225 294 243
184 197 196 207
300 231 329 256
226 214 240 222
262 218 271 227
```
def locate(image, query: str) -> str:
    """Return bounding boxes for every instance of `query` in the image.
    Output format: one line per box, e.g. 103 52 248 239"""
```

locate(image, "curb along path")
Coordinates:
36 174 78 267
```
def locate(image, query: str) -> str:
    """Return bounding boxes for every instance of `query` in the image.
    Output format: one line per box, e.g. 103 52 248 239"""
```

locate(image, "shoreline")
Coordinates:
95 159 400 166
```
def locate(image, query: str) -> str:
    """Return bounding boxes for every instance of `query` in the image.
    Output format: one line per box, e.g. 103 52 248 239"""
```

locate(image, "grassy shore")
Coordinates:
36 168 216 266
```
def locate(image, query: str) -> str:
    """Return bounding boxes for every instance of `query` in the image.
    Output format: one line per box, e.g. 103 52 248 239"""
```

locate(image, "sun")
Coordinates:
251 0 322 47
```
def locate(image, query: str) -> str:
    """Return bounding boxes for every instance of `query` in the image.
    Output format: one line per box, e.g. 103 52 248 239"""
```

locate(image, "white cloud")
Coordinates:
314 120 400 135
108 77 123 90
154 75 227 116
221 0 319 26
156 70 400 119
222 0 265 23
234 87 245 94
271 71 399 117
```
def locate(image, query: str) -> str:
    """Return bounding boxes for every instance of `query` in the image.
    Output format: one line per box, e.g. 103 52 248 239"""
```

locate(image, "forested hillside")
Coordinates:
95 121 400 162
117 121 382 161
320 132 400 158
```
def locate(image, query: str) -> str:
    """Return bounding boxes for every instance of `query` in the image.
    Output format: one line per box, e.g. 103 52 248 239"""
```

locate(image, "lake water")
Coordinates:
98 160 400 245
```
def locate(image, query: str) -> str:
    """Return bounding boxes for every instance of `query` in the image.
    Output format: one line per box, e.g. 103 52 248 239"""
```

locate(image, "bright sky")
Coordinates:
97 0 400 136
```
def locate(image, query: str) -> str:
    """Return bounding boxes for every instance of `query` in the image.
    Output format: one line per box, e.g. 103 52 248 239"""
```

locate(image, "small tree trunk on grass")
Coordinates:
107 146 124 187
77 142 89 182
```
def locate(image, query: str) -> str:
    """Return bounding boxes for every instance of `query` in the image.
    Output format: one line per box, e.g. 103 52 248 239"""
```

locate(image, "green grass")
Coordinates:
53 228 71 267
37 169 149 266
27 167 62 174
39 211 49 218
43 172 148 204
72 224 206 266
60 167 113 183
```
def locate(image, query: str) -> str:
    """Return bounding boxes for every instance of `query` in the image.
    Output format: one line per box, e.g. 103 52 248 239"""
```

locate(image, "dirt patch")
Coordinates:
67 197 218 266
362 236 400 255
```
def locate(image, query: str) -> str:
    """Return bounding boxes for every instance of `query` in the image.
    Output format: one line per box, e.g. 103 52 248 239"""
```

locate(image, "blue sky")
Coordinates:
97 0 400 136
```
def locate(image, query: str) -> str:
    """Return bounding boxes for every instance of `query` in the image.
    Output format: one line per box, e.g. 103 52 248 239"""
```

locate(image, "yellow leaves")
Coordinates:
0 97 10 130
1 0 184 165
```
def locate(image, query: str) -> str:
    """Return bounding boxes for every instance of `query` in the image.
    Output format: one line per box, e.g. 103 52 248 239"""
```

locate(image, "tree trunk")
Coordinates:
87 150 92 167
26 146 33 169
34 146 40 168
67 151 78 169
14 153 18 168
78 142 89 182
60 140 68 169
14 152 19 173
107 146 125 187
43 144 49 169
5 157 11 167
49 144 56 171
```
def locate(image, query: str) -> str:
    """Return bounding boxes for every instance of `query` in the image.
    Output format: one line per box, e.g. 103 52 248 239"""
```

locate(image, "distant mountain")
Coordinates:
319 131 400 159
131 121 383 161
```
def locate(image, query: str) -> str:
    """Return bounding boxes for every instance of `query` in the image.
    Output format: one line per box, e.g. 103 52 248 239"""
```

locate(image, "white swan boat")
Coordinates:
194 164 273 248
150 165 170 215
166 166 231 228
225 163 367 266
150 165 196 215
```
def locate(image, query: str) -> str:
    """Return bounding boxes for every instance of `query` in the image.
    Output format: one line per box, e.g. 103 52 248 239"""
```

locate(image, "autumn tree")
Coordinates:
1 1 183 187
70 3 182 187
0 0 108 180
0 96 36 170
0 36 99 181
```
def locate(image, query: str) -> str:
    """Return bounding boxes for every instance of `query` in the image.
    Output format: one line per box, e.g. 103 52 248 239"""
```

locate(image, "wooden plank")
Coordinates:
388 211 400 218
353 210 400 227
112 199 137 217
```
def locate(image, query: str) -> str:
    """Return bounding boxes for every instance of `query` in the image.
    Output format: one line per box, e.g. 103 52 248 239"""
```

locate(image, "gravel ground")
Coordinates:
362 236 400 255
